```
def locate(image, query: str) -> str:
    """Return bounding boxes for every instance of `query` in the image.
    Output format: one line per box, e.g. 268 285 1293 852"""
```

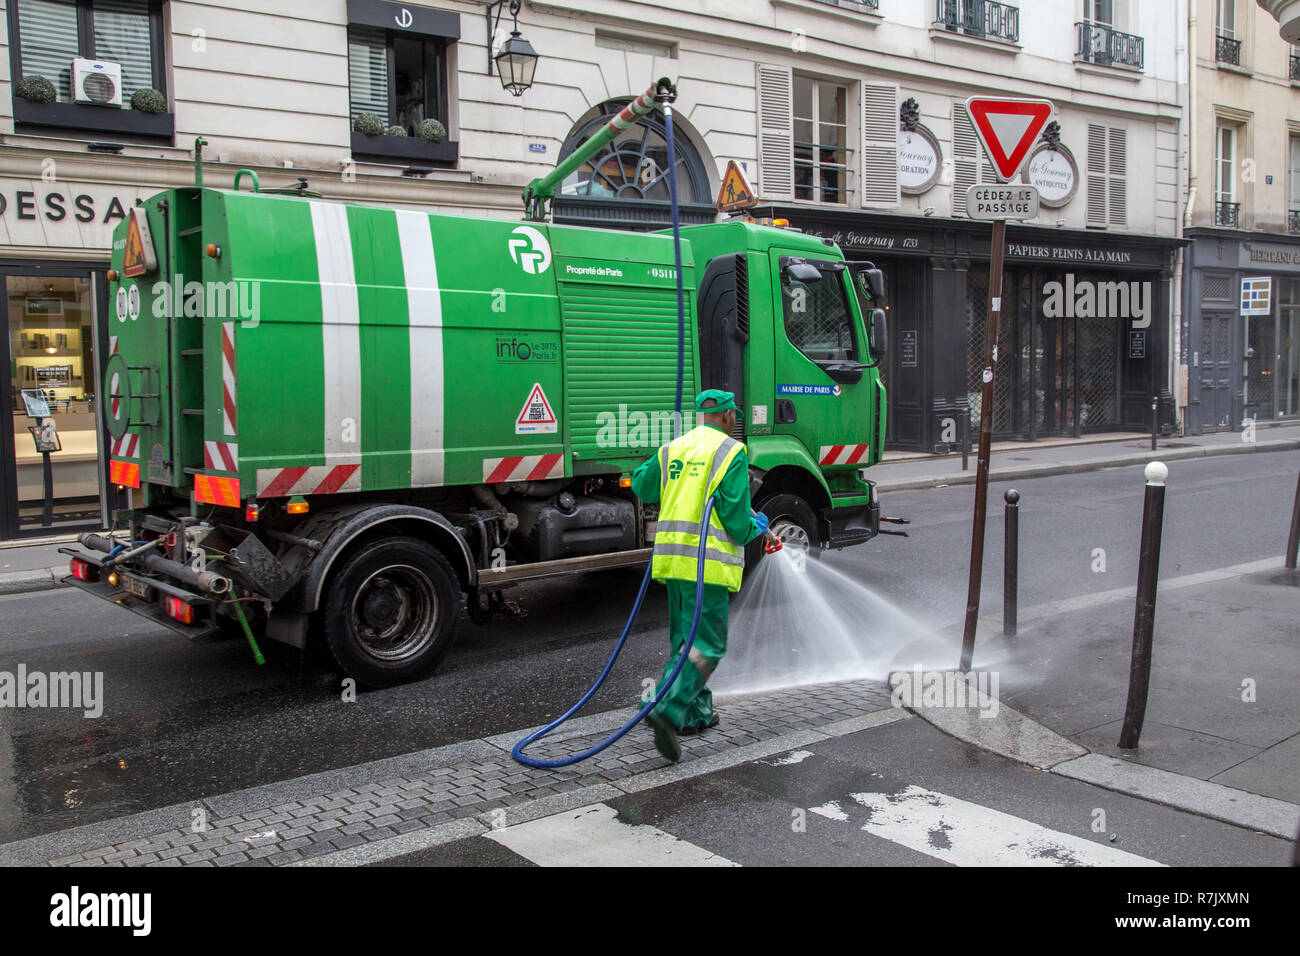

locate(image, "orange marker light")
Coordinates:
205 243 221 259
619 477 632 488
106 269 119 282
287 496 309 515
773 219 789 227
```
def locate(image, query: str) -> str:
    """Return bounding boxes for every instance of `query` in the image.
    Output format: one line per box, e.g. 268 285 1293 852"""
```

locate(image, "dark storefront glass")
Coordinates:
967 266 1130 439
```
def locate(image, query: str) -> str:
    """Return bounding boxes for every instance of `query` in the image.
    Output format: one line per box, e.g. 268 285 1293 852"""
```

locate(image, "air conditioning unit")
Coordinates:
73 58 122 107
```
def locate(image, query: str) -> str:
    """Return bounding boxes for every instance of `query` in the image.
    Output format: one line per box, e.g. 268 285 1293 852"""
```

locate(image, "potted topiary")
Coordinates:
416 118 447 143
130 88 167 114
352 112 386 136
16 75 56 104
350 113 456 164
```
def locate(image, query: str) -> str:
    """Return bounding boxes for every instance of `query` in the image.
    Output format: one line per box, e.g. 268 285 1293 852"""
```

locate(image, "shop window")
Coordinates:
347 23 457 165
1086 123 1127 228
5 275 101 534
781 263 859 365
9 0 171 138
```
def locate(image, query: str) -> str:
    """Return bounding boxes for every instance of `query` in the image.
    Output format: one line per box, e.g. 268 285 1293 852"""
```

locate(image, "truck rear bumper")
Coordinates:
61 574 221 640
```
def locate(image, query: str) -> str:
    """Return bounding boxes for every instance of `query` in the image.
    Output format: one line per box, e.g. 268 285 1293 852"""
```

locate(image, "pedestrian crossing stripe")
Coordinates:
483 788 1165 867
484 804 738 867
515 382 557 434
811 785 1165 867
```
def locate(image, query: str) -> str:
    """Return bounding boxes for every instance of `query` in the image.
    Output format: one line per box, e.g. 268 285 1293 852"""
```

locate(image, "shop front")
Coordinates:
758 207 1179 453
1184 230 1300 433
0 175 145 539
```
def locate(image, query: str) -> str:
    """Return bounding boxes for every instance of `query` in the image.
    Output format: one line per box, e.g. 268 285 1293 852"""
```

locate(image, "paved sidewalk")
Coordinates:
0 680 897 867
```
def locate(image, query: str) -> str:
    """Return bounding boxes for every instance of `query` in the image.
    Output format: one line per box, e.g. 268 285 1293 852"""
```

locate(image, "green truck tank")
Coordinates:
64 119 892 687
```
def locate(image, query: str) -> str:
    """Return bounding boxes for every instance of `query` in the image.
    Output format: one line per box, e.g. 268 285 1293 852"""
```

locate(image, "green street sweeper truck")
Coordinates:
62 85 894 687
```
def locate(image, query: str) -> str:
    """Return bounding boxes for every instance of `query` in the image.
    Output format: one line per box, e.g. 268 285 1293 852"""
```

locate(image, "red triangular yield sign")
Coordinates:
965 97 1054 182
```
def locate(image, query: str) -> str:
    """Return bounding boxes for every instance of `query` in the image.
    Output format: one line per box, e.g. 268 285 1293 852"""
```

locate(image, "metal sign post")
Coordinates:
958 97 1054 673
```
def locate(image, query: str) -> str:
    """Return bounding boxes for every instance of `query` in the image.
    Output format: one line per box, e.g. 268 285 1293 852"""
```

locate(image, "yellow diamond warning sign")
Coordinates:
122 207 157 278
716 160 756 213
516 382 557 434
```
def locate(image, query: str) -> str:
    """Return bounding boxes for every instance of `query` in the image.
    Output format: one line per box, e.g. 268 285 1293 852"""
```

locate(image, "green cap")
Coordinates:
695 389 737 413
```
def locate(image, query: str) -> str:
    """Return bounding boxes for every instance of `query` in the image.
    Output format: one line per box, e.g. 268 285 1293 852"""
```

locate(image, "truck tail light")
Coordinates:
245 499 260 522
165 596 195 625
69 558 98 582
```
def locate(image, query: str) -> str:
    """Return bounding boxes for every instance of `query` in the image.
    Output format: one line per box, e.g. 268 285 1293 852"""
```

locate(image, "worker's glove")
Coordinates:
753 511 770 535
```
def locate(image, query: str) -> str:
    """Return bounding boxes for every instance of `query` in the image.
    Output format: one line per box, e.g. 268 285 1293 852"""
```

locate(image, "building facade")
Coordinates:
0 0 1186 538
1184 0 1300 433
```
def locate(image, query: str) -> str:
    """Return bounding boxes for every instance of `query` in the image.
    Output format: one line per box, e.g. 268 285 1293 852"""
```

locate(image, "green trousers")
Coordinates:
652 580 730 731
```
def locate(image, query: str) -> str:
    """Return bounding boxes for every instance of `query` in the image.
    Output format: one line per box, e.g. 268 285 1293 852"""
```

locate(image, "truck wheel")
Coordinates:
322 536 460 688
746 493 820 571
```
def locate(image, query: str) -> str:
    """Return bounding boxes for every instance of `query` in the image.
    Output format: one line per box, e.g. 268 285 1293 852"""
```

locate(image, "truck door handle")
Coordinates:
776 399 797 424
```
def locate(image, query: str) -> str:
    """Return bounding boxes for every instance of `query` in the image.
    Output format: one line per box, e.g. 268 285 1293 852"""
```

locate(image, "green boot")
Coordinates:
645 710 681 762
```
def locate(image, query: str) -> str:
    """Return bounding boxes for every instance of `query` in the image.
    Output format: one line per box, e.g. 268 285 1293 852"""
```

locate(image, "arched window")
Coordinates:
553 100 715 231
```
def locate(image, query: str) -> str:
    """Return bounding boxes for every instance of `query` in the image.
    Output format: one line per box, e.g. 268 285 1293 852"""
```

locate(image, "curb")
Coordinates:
874 437 1300 493
899 672 1300 840
0 566 68 596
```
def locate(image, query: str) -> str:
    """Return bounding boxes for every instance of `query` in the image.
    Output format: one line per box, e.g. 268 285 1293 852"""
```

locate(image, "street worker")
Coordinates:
631 389 779 762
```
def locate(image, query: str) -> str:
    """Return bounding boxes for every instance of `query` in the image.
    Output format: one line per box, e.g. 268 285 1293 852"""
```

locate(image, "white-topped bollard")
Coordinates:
1119 461 1169 750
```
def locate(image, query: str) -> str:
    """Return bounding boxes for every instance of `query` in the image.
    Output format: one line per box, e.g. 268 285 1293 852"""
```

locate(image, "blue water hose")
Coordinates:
511 96 701 769
511 497 716 768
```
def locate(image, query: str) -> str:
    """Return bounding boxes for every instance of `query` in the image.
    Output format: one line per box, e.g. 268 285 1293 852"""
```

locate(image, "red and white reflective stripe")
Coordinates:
482 453 564 484
203 441 239 472
819 444 871 466
255 464 361 497
222 321 237 437
111 433 139 458
109 334 120 420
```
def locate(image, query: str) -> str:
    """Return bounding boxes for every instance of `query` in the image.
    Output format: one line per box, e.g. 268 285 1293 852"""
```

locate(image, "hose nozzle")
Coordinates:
764 536 783 555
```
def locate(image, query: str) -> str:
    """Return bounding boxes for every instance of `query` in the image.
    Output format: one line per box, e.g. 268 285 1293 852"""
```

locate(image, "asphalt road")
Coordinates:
0 449 1295 845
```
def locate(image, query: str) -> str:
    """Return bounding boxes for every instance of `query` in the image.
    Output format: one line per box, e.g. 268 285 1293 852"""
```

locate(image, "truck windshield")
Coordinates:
781 263 859 364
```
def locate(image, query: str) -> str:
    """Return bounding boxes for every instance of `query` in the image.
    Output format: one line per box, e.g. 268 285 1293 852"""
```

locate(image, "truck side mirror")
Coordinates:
783 261 823 283
858 269 885 304
870 309 888 359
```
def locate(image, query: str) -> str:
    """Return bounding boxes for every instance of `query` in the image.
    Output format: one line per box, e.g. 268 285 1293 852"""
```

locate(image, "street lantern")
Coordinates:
488 0 539 97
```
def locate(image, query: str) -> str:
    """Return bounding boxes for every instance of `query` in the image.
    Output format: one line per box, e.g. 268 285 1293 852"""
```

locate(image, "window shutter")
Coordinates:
92 0 156 100
952 99 979 217
348 26 390 121
756 64 794 201
1107 126 1127 226
16 0 81 100
861 82 899 207
1087 123 1108 227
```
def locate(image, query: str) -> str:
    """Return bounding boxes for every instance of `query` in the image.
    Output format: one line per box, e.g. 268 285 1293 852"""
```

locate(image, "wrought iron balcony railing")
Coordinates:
1291 54 1300 80
1215 201 1241 228
937 0 1020 43
1076 20 1145 70
1288 210 1300 234
1216 34 1242 66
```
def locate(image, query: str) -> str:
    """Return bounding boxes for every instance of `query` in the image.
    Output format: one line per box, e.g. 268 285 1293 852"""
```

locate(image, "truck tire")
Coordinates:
321 536 460 688
746 493 820 572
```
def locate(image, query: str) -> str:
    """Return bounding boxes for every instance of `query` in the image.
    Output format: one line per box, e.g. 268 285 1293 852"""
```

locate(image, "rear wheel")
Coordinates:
321 536 461 688
746 492 820 571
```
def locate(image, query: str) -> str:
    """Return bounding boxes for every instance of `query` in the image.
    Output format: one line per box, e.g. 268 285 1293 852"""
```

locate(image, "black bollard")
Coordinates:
1118 462 1168 750
1003 489 1019 637
1287 468 1300 571
1150 396 1158 452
